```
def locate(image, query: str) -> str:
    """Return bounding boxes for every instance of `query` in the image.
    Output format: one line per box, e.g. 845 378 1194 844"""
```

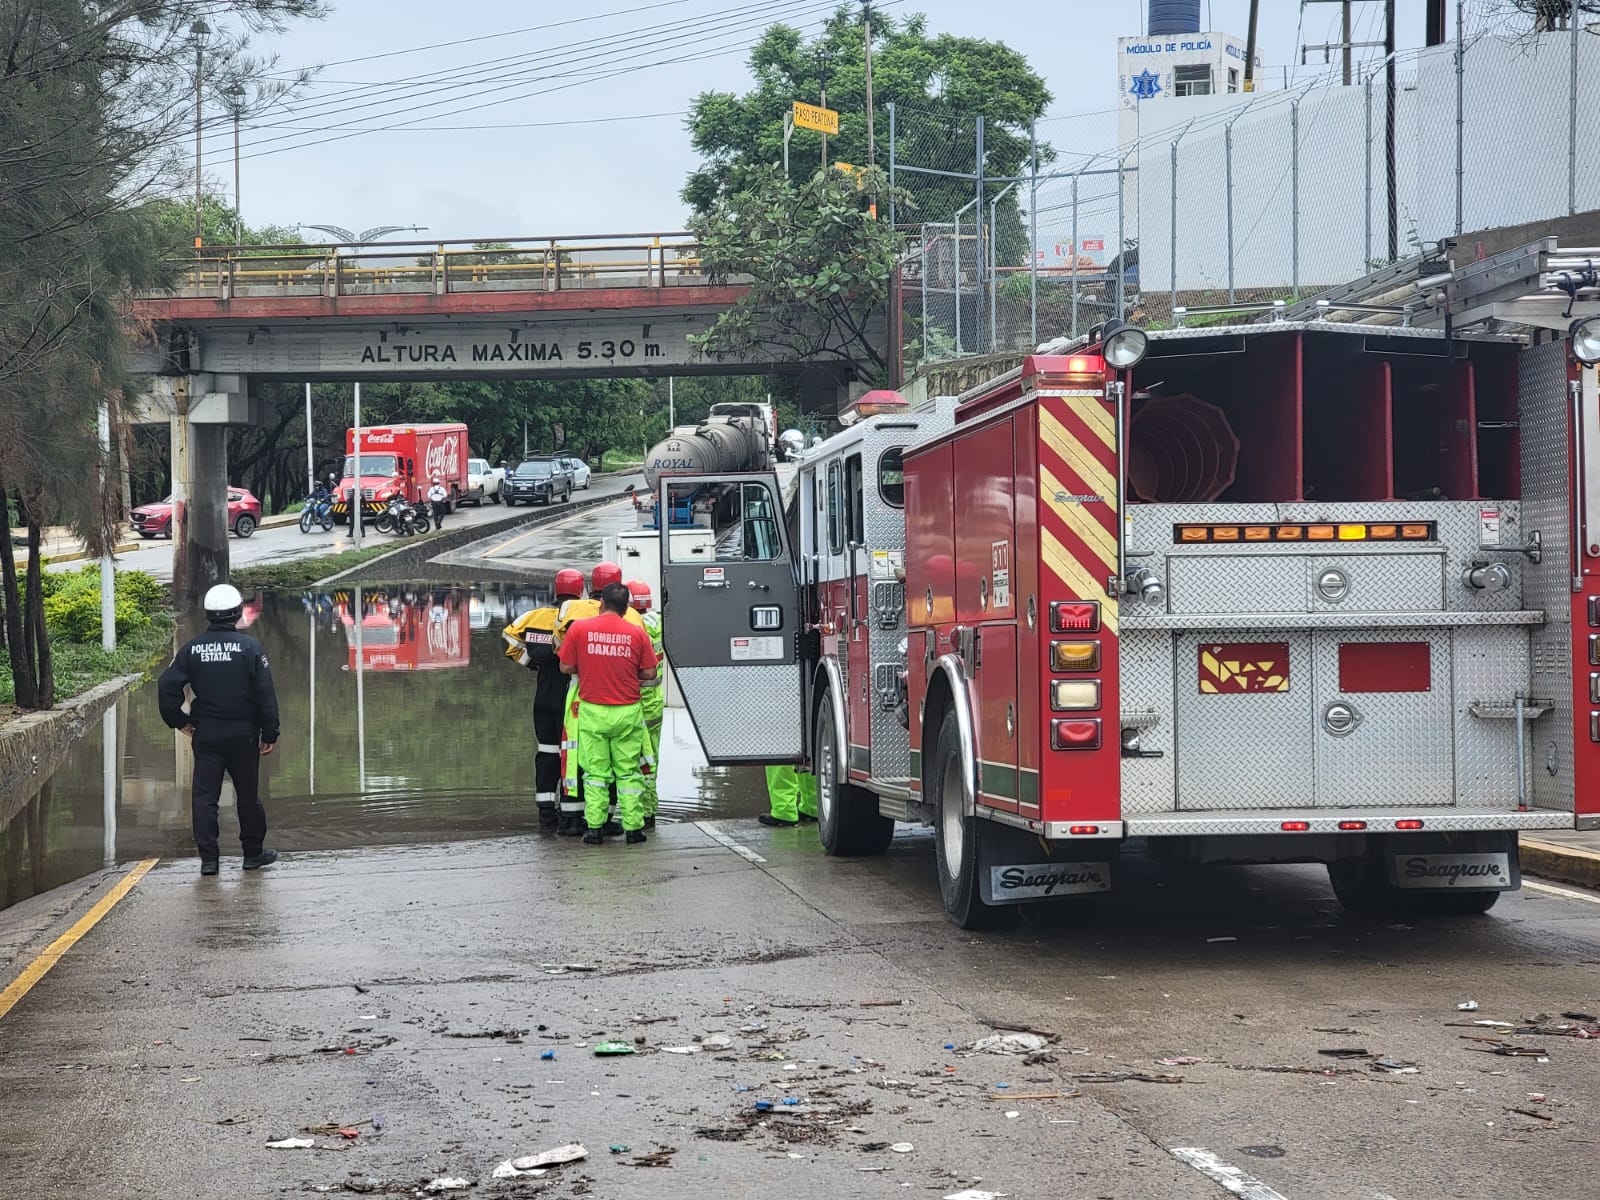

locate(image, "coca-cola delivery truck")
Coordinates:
332 423 469 526
658 236 1600 927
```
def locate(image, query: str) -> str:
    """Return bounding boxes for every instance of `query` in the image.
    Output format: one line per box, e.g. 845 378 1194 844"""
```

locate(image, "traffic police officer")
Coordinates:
158 584 281 875
559 582 659 845
502 569 585 832
627 580 666 828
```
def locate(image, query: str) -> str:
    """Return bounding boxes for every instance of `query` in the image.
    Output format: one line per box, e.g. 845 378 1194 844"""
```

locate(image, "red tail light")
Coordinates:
1338 820 1368 831
1281 821 1310 831
1395 819 1424 830
1051 719 1102 750
1051 601 1101 633
1068 824 1101 835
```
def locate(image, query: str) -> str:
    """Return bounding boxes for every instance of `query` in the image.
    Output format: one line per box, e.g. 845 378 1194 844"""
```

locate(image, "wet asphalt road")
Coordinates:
5 502 1600 1197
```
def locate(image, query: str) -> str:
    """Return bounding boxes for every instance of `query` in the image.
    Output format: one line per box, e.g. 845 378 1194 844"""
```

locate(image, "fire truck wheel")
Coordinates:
815 699 893 856
930 709 1009 930
1327 855 1390 914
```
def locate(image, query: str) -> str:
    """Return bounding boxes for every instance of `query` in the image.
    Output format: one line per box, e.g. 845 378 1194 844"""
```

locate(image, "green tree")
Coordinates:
683 7 1050 262
688 165 908 381
0 0 322 707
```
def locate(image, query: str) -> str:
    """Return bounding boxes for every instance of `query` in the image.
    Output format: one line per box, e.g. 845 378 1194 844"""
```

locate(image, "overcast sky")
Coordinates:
228 0 1430 242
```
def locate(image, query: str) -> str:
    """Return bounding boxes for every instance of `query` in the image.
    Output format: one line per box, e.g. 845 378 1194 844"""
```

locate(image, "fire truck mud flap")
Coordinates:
1382 832 1521 893
976 826 1118 907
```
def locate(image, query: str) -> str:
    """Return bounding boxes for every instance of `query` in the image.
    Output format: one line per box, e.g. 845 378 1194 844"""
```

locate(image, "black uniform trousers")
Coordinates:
533 700 564 802
192 735 267 860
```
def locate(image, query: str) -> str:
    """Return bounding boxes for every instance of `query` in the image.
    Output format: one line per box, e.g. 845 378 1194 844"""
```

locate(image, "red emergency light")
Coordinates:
1023 354 1106 395
1051 601 1101 633
840 389 909 426
1051 719 1102 750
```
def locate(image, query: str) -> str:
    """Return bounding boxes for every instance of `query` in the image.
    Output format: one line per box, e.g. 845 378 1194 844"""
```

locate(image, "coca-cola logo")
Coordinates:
360 430 398 445
423 435 460 481
427 611 462 658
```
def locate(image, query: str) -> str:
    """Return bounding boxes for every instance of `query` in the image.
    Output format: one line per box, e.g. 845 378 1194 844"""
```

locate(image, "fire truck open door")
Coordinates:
659 473 806 764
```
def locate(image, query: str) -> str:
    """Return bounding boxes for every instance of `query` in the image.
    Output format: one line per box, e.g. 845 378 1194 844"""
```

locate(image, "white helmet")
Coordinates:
203 583 244 624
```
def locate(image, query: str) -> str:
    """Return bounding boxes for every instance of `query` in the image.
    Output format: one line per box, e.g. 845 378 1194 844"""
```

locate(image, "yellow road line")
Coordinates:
0 857 158 1022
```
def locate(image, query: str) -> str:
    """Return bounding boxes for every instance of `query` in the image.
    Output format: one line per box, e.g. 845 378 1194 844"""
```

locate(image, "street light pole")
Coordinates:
191 19 208 250
816 50 831 171
224 84 245 242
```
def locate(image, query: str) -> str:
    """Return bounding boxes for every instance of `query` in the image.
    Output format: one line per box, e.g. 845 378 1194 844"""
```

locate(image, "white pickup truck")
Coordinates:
465 458 506 505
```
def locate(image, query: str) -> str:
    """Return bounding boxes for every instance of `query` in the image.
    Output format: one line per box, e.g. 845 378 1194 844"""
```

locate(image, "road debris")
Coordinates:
965 1033 1049 1056
421 1178 473 1193
443 1028 526 1041
890 1142 914 1153
944 1192 1005 1200
1457 1000 1479 1011
1206 936 1238 943
1371 1059 1420 1074
593 1041 636 1056
1239 1145 1287 1158
984 1091 1075 1101
1157 1056 1205 1066
265 1137 315 1150
1317 1048 1373 1059
627 1146 677 1168
661 1046 702 1054
859 1000 904 1008
490 1161 547 1180
539 1050 556 1061
1072 1071 1184 1084
509 1144 588 1170
1510 1108 1555 1122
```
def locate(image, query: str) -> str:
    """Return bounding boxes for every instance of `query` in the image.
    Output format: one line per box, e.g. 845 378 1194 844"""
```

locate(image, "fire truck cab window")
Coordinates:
845 454 865 545
827 461 844 554
879 448 906 508
663 480 785 563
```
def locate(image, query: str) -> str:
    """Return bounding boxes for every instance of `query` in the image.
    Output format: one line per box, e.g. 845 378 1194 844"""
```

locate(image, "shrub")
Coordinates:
39 566 168 644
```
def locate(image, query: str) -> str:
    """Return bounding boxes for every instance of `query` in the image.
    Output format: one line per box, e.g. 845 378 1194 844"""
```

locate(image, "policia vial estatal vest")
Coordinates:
501 601 570 831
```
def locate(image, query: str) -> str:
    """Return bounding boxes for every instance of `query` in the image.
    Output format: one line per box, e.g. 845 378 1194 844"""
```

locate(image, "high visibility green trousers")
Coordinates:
765 765 819 822
639 685 665 817
578 700 646 831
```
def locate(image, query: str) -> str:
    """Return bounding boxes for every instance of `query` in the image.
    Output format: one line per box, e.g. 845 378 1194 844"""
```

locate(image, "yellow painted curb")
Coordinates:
1520 838 1600 891
0 858 159 1021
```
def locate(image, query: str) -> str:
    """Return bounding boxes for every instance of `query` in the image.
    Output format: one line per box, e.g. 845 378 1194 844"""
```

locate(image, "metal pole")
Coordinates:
351 381 362 551
921 230 929 361
1029 122 1039 348
862 2 875 167
1342 0 1353 85
232 107 242 243
975 116 985 351
193 36 203 249
888 102 897 229
1169 135 1180 321
305 382 314 491
955 212 963 355
1365 67 1374 267
98 402 115 652
1571 0 1580 216
1071 169 1081 337
1455 0 1465 234
668 377 675 428
308 609 315 794
783 111 793 179
1117 152 1127 323
1385 0 1398 262
989 190 999 352
355 585 366 794
1226 113 1238 303
1291 99 1301 296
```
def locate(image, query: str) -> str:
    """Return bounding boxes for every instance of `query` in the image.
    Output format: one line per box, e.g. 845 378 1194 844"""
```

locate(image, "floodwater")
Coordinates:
0 586 770 913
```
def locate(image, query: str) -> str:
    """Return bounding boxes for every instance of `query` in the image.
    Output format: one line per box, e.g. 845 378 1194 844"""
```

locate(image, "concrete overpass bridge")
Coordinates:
129 232 869 599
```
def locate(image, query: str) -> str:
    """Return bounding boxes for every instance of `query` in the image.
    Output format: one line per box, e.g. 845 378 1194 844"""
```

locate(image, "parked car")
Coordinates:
130 487 263 539
504 458 573 506
466 458 505 506
555 454 591 490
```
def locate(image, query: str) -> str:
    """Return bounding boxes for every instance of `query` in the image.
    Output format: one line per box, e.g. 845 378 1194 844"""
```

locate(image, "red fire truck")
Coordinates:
660 238 1600 927
332 423 470 525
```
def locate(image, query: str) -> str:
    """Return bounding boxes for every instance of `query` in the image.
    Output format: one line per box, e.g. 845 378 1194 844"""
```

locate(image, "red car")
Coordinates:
129 488 262 539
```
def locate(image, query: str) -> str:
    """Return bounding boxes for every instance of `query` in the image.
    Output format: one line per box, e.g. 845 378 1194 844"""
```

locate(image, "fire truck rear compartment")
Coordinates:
1113 329 1574 832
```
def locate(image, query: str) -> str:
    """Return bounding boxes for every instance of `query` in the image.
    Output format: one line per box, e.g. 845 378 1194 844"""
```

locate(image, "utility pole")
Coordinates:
817 50 831 171
224 84 245 242
1244 0 1260 90
351 382 362 551
1342 1 1353 84
861 2 876 168
191 19 208 250
305 383 315 491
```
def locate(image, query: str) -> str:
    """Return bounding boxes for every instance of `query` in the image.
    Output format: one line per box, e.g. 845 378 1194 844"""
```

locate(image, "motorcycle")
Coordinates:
378 495 430 537
299 493 334 533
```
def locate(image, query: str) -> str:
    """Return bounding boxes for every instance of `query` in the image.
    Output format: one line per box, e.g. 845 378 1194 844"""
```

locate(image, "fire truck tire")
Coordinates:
815 701 893 856
1326 855 1389 914
930 709 1010 930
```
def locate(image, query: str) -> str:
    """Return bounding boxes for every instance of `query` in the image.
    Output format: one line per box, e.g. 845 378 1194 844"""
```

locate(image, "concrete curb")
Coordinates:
1521 837 1600 891
316 492 625 587
15 542 140 568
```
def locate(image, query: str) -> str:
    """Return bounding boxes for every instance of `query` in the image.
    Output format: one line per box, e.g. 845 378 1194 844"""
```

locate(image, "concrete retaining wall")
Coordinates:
0 674 141 829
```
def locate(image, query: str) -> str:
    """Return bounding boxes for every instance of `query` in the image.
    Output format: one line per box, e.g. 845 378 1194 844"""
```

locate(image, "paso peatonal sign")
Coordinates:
199 324 710 376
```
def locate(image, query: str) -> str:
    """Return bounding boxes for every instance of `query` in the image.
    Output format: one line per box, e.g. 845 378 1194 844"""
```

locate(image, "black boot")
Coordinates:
200 859 219 877
602 818 624 836
626 830 647 845
582 828 604 846
557 812 584 837
643 815 656 829
243 848 279 870
759 814 798 828
537 804 559 832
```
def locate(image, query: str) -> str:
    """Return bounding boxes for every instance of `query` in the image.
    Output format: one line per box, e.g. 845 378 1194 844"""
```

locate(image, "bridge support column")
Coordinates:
134 373 257 606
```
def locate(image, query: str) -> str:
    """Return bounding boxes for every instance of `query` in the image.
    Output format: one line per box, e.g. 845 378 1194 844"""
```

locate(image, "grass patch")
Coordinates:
230 540 407 590
0 611 175 707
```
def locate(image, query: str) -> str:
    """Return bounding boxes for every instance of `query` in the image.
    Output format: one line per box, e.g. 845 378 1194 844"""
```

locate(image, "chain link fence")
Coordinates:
893 18 1600 380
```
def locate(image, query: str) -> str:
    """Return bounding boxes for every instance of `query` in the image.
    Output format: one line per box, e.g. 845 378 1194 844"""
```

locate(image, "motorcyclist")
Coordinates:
627 580 666 829
502 569 586 833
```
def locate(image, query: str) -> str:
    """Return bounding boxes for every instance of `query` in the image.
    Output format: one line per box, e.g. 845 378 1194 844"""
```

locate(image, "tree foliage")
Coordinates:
688 165 908 380
0 0 322 707
683 7 1051 256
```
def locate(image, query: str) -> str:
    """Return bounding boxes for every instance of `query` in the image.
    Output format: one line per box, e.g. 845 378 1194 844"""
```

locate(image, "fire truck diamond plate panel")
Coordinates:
675 666 804 758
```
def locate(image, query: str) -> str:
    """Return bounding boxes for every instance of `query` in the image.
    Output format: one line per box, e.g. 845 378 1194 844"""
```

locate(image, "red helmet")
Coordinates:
626 579 653 612
590 561 623 593
553 568 585 599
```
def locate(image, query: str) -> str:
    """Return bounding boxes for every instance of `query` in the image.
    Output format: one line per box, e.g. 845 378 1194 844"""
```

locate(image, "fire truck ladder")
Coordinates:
1271 236 1600 337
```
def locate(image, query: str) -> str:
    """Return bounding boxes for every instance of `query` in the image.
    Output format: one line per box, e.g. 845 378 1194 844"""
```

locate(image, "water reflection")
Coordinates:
0 586 770 913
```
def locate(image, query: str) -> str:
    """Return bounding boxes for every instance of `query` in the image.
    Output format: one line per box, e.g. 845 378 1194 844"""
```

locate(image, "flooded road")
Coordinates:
0 586 768 912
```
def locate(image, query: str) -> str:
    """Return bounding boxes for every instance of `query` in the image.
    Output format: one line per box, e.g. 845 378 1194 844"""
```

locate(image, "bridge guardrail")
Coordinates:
159 233 724 301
